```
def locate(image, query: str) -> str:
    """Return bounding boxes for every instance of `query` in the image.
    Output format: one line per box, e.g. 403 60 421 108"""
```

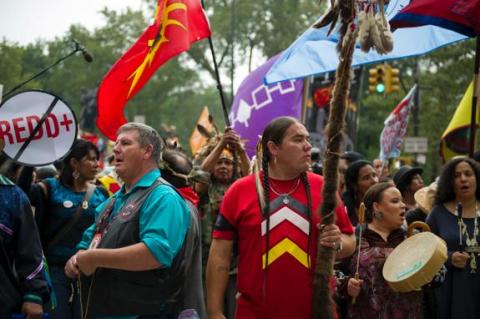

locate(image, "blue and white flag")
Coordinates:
265 0 468 84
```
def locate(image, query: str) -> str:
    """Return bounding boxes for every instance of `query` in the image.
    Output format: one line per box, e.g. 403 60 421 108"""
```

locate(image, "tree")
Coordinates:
356 39 476 180
0 1 326 153
185 0 323 100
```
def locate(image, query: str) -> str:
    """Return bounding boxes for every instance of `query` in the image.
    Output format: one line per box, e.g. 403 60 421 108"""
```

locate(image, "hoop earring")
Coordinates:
373 211 384 220
72 170 80 180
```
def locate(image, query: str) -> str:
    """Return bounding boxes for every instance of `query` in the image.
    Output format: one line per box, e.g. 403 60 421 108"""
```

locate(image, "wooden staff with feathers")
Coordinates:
312 0 393 317
312 2 357 316
313 0 358 319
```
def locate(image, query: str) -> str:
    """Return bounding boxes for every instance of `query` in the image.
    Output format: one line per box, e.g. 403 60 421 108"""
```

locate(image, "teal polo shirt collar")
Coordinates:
118 169 161 197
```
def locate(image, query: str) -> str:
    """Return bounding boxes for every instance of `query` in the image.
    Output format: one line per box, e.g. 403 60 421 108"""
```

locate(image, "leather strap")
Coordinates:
46 184 96 249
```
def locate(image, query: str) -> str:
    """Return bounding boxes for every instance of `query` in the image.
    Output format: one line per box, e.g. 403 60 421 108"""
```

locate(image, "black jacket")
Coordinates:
0 175 49 317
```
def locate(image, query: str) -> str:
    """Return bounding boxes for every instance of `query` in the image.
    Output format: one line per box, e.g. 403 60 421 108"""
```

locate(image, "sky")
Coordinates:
0 0 262 92
0 0 144 45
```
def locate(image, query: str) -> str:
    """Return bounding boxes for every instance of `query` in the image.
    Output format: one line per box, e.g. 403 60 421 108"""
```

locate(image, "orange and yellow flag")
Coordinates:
97 0 211 140
189 106 212 155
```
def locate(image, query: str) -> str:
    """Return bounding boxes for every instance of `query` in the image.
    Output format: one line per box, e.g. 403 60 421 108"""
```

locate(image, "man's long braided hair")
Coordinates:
260 116 313 283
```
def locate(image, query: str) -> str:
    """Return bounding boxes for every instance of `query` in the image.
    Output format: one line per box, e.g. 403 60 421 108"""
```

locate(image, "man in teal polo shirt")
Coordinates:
65 123 190 318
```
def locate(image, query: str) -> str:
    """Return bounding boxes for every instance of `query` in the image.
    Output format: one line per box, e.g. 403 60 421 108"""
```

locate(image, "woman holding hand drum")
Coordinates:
345 182 422 318
427 157 480 319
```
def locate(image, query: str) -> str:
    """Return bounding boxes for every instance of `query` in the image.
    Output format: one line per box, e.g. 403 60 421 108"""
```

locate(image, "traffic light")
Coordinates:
368 68 378 93
386 67 400 93
368 65 386 94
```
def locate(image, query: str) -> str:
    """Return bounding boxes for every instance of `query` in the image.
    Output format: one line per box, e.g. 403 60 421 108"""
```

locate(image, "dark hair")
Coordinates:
344 160 372 204
435 157 480 205
260 117 313 270
342 160 374 225
0 160 21 182
363 182 396 222
160 149 192 188
36 165 58 181
60 139 99 186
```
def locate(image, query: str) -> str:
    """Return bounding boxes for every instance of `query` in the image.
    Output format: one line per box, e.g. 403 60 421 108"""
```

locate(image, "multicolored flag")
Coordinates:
229 55 304 158
440 81 480 162
379 85 418 161
390 0 480 37
97 0 211 140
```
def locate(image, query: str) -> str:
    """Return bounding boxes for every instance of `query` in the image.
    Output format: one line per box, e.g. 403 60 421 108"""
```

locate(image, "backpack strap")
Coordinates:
46 184 96 249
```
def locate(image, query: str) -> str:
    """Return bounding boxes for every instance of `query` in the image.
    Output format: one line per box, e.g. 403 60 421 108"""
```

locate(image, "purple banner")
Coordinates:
229 55 304 158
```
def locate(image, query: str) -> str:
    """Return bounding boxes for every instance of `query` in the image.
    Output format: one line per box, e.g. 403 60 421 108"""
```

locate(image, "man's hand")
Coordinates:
21 301 43 319
318 224 341 249
76 250 98 276
65 253 80 278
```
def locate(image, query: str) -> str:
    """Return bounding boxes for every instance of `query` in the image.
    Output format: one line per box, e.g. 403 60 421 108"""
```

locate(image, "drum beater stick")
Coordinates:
352 203 366 304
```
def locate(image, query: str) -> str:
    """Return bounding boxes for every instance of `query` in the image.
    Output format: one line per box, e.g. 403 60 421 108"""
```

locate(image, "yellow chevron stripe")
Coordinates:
262 238 310 269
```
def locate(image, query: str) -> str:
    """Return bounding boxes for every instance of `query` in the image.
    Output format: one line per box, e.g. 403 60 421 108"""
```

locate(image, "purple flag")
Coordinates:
229 55 304 158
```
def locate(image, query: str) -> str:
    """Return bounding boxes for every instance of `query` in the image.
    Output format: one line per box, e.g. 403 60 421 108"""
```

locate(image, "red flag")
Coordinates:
97 0 211 140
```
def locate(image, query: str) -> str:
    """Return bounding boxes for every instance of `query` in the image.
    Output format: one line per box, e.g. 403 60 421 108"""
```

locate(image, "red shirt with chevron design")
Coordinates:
213 172 353 319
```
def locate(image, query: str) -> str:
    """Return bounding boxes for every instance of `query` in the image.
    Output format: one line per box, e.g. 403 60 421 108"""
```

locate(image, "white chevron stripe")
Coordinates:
261 206 309 236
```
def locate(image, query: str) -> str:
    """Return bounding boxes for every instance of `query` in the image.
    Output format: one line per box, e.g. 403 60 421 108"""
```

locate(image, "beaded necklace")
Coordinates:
456 202 480 273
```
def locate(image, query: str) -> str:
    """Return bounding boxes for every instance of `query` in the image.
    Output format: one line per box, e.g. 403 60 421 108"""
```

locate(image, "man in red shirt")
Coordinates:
206 117 355 319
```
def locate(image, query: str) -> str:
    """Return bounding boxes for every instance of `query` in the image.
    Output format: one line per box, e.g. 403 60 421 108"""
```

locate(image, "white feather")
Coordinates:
358 10 371 52
371 10 385 53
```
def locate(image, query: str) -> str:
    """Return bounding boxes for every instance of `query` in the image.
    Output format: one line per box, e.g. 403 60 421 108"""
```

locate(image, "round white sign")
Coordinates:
0 90 78 166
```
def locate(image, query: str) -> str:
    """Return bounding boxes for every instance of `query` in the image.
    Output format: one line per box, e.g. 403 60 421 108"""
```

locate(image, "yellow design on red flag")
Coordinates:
97 0 211 141
127 1 188 97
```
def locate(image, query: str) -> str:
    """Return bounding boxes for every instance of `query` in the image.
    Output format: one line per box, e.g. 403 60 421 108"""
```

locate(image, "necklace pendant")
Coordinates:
282 196 290 205
470 254 477 273
82 201 89 210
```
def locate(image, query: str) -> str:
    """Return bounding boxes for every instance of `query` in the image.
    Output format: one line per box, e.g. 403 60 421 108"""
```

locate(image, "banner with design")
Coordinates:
229 55 304 158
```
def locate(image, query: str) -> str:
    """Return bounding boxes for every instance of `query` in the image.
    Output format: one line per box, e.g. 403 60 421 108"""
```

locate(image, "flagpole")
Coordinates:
201 0 231 127
469 36 480 157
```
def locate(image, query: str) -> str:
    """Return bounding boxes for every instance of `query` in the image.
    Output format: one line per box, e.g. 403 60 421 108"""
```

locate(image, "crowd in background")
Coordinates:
1 118 480 319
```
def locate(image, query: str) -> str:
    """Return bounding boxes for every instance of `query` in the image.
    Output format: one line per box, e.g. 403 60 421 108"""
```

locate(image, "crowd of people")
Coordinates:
1 117 480 319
